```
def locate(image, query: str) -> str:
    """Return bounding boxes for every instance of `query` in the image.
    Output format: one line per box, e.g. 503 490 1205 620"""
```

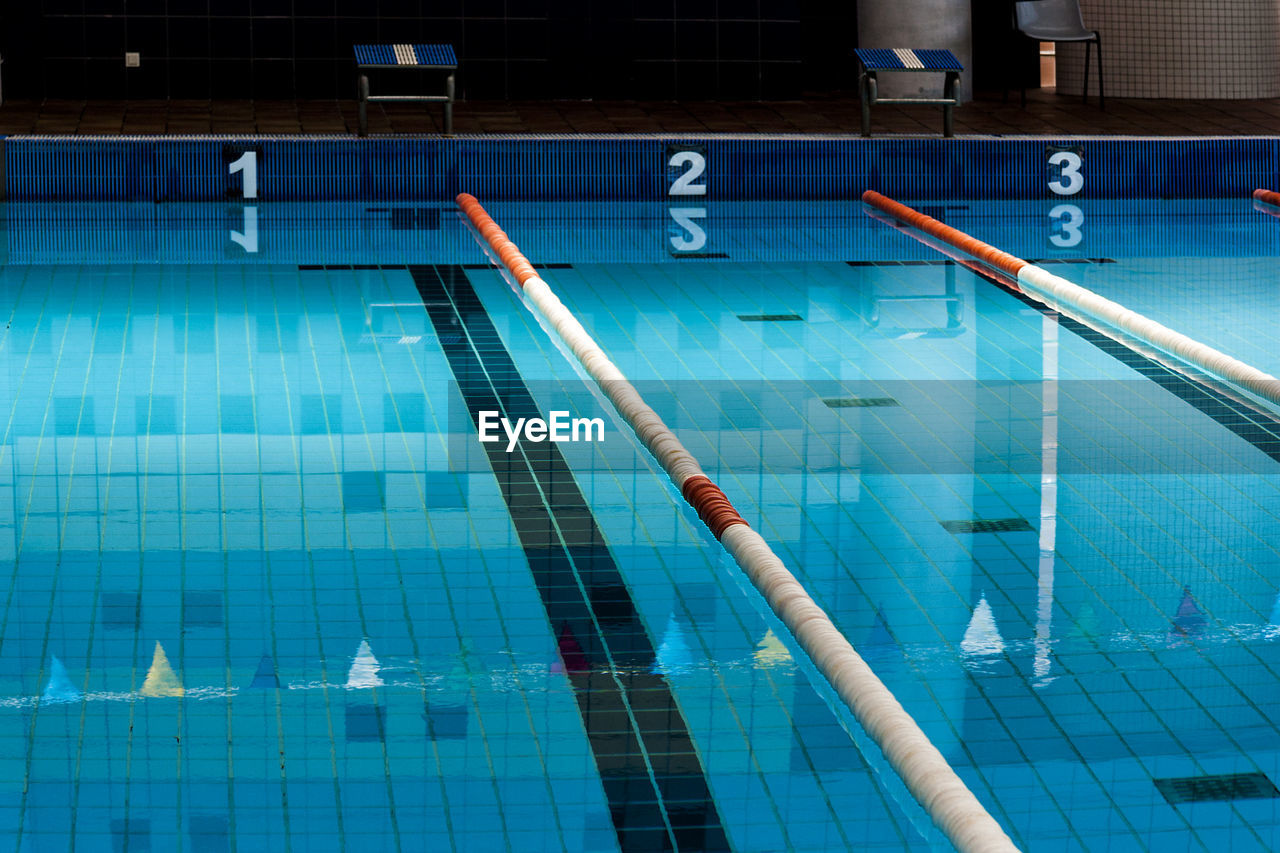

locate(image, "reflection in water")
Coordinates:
553 622 588 674
1167 585 1208 647
251 653 280 689
961 594 1005 660
652 613 694 676
1071 602 1101 641
345 639 383 689
754 628 792 668
140 642 184 698
866 607 896 652
17 622 1280 711
0 253 955 853
41 657 81 704
1034 315 1060 688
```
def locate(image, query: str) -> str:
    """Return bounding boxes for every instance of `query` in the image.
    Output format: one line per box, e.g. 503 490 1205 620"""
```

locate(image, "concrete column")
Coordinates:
858 0 974 101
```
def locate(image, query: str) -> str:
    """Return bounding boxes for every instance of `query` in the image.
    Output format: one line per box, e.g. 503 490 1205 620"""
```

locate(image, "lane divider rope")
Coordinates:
456 192 1021 853
863 190 1280 410
1255 188 1280 217
1254 188 1280 207
860 200 1280 423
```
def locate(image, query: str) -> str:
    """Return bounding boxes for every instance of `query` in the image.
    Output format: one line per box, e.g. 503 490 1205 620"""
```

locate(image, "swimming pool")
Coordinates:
3 195 1280 852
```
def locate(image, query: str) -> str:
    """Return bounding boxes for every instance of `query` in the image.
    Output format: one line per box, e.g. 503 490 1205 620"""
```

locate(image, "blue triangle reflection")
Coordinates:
250 653 280 688
42 656 82 704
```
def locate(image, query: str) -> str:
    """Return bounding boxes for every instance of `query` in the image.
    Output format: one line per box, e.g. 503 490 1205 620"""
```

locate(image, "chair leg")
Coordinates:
1013 34 1034 106
445 72 455 135
943 71 957 137
860 71 873 137
1083 41 1091 105
358 73 369 137
1094 34 1104 110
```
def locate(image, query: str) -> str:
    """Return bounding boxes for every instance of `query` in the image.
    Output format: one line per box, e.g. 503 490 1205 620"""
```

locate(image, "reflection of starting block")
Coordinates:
363 301 429 344
862 276 965 338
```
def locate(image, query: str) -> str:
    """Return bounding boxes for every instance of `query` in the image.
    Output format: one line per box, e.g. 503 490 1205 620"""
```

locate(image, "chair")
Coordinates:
1013 0 1103 109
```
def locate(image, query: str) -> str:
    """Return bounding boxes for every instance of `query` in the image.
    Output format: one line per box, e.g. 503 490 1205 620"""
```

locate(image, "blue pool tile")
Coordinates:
11 201 1280 852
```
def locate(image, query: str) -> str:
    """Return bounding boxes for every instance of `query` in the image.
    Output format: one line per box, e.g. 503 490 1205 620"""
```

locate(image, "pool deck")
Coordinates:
2 88 1279 136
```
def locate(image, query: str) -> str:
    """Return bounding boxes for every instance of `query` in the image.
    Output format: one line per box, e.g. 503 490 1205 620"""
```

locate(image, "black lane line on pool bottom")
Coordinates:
410 264 731 853
961 264 1280 465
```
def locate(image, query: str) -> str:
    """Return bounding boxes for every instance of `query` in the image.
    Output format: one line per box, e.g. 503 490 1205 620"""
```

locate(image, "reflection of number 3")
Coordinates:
1048 151 1082 196
1049 203 1083 247
669 151 707 196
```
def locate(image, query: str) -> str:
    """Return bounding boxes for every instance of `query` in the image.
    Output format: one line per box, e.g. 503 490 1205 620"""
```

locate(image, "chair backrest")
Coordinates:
1014 0 1091 40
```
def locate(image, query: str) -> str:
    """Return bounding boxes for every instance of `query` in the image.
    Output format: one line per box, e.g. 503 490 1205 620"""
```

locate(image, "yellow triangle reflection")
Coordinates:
754 628 792 668
141 641 185 697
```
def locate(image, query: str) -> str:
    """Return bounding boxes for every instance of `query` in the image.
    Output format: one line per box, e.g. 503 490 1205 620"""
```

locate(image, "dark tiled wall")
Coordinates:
628 0 804 99
970 0 1038 92
1 2 853 100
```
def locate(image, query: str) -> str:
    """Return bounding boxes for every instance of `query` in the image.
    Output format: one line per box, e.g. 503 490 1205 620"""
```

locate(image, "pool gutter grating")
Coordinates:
941 518 1035 534
736 313 804 322
1155 772 1279 805
823 397 900 409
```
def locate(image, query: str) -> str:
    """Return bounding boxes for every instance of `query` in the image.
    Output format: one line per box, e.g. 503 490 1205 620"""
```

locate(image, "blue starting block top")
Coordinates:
854 49 963 72
354 44 457 68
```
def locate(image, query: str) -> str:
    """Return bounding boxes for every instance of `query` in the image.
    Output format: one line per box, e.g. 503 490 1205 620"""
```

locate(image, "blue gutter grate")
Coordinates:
3 136 1279 201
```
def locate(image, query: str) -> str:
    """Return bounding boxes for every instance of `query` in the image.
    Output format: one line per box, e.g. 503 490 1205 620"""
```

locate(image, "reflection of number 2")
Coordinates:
669 151 706 196
1047 151 1082 196
669 208 706 251
1049 203 1083 247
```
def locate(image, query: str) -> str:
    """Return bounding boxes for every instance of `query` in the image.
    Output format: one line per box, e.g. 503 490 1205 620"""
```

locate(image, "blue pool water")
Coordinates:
3 198 1280 852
